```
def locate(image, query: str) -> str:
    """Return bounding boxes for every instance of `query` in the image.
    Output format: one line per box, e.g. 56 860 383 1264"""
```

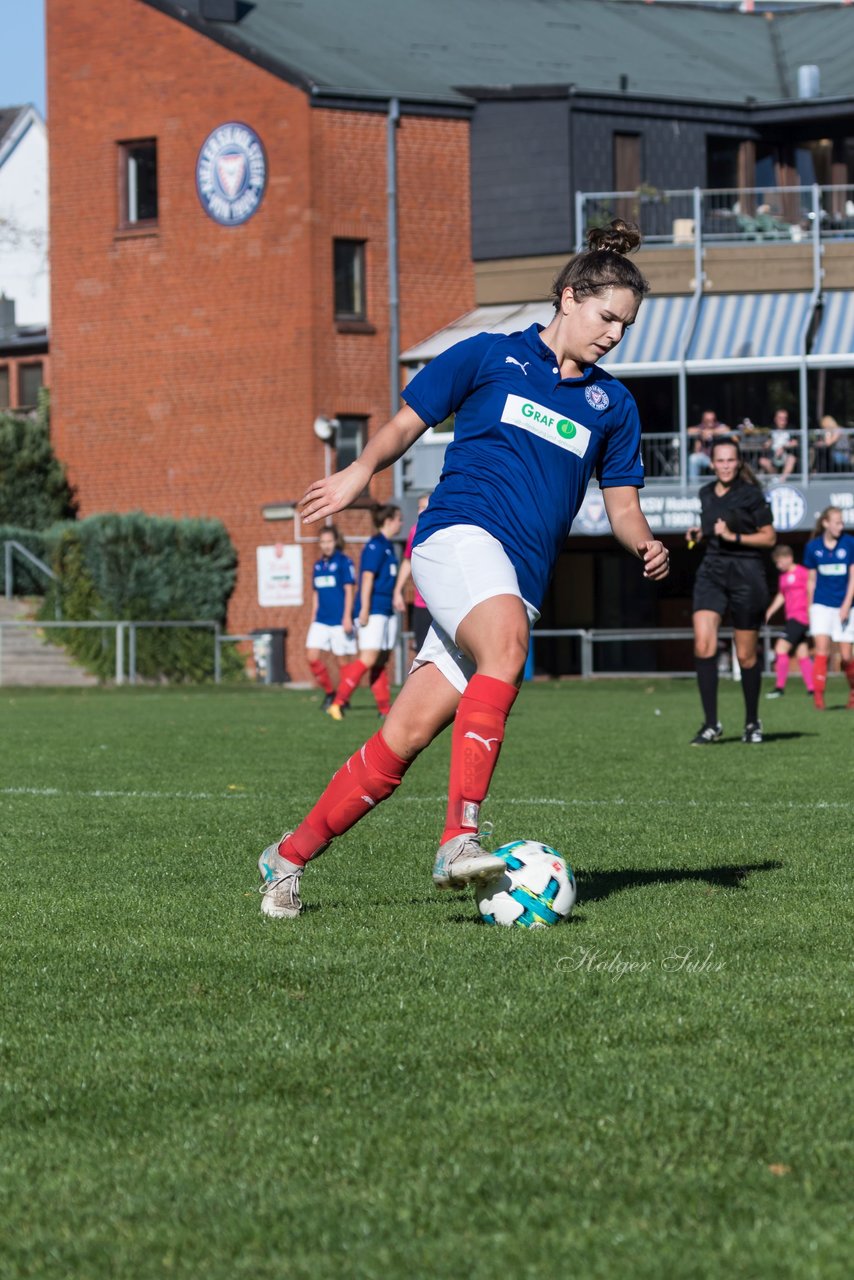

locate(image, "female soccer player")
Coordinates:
686 437 776 745
258 220 669 919
326 504 402 720
803 506 854 710
764 544 814 700
305 526 356 710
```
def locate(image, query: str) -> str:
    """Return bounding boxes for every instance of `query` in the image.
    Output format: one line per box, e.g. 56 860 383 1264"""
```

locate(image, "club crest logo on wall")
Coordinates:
767 484 807 532
196 123 267 226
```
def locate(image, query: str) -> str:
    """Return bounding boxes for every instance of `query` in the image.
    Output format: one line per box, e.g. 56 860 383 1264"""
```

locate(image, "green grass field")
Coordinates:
1 679 851 1279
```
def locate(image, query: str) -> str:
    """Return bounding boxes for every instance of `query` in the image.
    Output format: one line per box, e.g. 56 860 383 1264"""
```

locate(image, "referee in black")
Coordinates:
686 436 776 745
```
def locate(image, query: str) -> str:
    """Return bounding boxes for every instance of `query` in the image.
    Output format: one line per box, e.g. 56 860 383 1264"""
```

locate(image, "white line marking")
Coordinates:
1 788 852 811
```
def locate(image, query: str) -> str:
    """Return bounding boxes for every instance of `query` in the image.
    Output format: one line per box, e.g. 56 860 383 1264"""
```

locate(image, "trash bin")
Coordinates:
251 628 290 684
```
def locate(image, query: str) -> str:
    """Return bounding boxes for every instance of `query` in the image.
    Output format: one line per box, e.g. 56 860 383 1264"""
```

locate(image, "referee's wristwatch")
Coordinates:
734 531 741 543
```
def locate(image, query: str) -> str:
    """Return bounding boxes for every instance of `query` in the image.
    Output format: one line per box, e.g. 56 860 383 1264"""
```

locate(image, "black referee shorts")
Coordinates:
784 618 809 648
693 556 770 630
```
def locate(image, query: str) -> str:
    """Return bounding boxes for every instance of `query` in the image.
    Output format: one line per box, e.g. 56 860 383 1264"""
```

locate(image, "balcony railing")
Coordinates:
642 428 854 483
576 184 854 251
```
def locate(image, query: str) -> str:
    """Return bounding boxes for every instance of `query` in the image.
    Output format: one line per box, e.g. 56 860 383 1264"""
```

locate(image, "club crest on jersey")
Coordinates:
196 123 267 226
585 384 609 411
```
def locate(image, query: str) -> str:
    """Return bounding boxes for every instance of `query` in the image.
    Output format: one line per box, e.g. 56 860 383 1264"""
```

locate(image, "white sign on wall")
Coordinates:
257 544 303 607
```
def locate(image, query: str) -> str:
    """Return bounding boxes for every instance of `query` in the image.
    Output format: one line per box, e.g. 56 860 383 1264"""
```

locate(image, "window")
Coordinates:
119 139 158 226
0 365 9 410
333 239 366 320
335 416 366 470
18 362 43 408
613 133 641 223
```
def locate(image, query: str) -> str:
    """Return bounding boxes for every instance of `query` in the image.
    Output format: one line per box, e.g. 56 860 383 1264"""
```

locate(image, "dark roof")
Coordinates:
0 106 27 146
144 0 854 108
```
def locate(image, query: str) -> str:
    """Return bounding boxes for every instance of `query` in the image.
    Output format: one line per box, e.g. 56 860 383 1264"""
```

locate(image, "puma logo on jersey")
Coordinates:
464 731 499 752
505 357 530 375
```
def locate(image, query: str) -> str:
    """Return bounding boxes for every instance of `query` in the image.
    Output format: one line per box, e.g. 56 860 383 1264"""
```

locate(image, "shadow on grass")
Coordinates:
576 859 782 903
718 731 818 744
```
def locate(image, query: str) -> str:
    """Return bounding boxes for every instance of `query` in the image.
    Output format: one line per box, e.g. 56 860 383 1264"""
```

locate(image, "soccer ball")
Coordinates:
476 840 576 929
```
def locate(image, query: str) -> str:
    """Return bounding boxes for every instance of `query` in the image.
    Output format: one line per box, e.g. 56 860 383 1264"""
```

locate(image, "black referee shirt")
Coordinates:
699 477 773 559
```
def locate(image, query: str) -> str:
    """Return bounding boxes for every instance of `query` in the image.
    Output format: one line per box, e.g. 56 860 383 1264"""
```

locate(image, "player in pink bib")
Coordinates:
765 545 814 698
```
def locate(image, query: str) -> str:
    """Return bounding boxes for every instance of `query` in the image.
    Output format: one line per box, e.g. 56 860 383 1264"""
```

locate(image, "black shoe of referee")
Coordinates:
742 721 763 744
691 722 723 745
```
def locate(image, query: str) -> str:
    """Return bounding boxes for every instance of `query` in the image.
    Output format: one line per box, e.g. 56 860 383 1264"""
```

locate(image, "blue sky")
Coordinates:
0 0 46 116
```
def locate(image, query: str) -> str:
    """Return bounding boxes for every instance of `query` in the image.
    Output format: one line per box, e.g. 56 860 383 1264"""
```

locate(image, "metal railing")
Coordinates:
576 183 854 251
642 428 854 483
0 618 228 686
3 540 60 615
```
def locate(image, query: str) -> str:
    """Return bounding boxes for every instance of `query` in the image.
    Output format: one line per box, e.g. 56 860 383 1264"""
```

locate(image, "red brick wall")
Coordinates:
46 0 473 680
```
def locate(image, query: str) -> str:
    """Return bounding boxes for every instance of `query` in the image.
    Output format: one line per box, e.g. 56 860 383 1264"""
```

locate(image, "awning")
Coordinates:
600 294 694 377
686 293 812 371
807 291 854 367
400 302 553 362
401 294 693 375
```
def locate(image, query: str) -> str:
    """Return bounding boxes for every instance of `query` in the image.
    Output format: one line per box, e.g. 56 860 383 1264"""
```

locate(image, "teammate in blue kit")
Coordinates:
327 504 402 720
305 526 357 710
803 506 854 709
258 220 670 918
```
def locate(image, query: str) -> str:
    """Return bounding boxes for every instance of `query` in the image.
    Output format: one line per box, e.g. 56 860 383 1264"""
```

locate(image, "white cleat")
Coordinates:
258 838 303 919
432 831 505 890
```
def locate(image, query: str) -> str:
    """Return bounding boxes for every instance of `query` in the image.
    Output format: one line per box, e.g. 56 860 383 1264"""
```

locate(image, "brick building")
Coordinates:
46 0 473 675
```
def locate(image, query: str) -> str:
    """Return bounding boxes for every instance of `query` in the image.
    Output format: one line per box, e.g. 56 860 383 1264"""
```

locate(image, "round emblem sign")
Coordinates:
196 123 267 226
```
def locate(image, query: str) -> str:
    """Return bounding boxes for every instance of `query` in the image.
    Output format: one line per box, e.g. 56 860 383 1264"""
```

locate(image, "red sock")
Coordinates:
279 731 410 866
370 666 392 716
814 654 828 707
845 659 854 707
798 656 814 693
774 653 789 691
442 673 518 843
308 658 334 695
334 659 368 707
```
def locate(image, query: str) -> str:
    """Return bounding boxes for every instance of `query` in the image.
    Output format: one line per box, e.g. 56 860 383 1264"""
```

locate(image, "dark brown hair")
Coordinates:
710 435 759 487
551 219 649 308
373 503 400 530
318 524 345 552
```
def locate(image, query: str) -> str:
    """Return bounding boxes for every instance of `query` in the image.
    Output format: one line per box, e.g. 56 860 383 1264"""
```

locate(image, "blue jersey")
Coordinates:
803 533 854 607
313 551 356 625
404 324 644 608
358 534 398 617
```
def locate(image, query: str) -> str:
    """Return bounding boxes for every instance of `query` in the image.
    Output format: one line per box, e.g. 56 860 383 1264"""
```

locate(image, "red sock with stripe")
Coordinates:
441 673 518 843
334 659 368 707
308 659 334 695
279 731 410 866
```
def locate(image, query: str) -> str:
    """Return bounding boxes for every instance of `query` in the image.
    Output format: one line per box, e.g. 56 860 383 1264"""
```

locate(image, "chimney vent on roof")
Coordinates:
0 294 15 336
797 65 820 100
200 1 239 21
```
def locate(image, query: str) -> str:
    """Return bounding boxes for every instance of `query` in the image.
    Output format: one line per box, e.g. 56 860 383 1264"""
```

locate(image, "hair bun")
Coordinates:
586 218 642 256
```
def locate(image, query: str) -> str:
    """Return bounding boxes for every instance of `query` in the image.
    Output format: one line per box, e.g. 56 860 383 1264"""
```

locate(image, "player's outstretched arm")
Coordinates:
299 406 430 525
602 486 670 581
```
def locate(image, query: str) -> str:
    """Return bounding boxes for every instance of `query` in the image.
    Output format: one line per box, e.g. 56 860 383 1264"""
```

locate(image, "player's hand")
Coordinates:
392 591 405 613
299 462 372 524
638 540 669 580
714 518 735 540
358 611 370 628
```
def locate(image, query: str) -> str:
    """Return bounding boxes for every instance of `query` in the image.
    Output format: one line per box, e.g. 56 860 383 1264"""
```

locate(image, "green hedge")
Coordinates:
0 525 56 595
38 513 243 683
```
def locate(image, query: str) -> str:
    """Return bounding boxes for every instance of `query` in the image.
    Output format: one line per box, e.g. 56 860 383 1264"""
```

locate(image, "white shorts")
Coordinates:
409 525 539 694
809 602 854 644
357 612 398 653
306 621 357 657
